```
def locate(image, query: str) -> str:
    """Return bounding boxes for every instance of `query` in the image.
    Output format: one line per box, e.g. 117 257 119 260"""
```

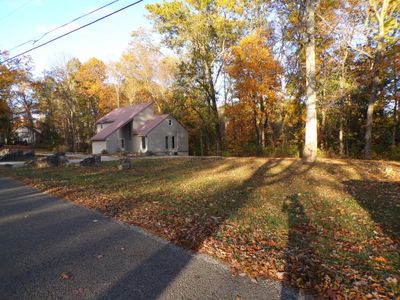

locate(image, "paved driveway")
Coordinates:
0 177 303 300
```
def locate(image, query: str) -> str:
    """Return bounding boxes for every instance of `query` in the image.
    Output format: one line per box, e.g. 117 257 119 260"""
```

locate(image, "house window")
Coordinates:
141 136 146 150
165 136 169 149
172 136 175 149
168 119 172 126
120 138 125 149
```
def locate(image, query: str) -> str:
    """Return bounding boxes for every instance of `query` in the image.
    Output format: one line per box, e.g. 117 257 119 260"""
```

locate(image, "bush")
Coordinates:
79 143 90 154
380 145 400 161
53 144 69 153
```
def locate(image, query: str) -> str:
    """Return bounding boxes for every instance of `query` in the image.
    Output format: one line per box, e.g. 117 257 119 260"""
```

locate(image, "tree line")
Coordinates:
0 0 399 160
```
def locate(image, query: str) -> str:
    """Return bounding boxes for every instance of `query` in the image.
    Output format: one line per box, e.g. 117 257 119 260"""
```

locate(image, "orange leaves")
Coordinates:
75 57 116 114
371 256 389 263
225 30 281 101
5 157 400 299
224 30 282 150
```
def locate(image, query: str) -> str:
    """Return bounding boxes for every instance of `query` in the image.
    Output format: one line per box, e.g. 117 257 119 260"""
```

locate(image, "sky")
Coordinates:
0 0 161 75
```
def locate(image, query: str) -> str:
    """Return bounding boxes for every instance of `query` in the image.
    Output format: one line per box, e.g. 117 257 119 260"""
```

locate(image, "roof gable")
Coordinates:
135 115 169 136
92 103 152 141
96 103 151 124
16 126 42 134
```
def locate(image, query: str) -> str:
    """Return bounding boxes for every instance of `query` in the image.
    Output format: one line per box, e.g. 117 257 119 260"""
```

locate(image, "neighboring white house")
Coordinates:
15 126 42 144
91 103 189 155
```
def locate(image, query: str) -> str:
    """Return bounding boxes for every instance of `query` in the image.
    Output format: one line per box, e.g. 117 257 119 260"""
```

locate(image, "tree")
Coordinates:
363 0 398 159
33 75 60 146
225 30 281 149
147 0 244 153
0 51 17 144
303 0 318 162
113 29 178 112
75 57 115 143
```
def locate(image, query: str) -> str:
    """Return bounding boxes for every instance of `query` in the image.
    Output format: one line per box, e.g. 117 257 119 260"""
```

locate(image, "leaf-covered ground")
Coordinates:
2 157 399 299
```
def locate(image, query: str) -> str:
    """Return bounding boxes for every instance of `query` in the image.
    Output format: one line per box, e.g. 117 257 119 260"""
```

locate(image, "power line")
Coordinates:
0 0 34 23
1 0 144 65
8 0 123 52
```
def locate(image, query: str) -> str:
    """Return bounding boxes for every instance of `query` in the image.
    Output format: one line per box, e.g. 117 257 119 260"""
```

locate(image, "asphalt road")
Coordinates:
0 176 304 300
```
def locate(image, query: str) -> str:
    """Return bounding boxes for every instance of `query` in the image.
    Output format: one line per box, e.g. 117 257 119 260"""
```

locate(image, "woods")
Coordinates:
0 0 399 161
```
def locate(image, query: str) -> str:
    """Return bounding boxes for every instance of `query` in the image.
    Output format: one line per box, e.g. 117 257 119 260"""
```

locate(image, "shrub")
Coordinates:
53 144 69 153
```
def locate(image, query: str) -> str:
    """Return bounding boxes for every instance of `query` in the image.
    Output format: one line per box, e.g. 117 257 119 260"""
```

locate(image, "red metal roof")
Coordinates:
96 103 151 124
92 103 152 141
134 114 169 136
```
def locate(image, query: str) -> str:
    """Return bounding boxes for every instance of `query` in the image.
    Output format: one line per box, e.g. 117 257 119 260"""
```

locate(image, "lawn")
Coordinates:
2 157 399 298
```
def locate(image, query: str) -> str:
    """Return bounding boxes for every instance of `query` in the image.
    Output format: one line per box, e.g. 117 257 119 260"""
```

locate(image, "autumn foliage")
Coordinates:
225 31 282 154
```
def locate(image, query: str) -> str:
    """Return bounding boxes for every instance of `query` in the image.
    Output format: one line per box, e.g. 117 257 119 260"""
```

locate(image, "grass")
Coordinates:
1 157 399 298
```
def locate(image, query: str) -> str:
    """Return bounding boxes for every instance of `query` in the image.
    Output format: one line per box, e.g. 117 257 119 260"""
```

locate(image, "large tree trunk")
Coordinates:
364 0 389 159
321 109 326 151
364 43 384 159
339 117 344 155
303 0 318 162
339 50 348 156
392 70 398 146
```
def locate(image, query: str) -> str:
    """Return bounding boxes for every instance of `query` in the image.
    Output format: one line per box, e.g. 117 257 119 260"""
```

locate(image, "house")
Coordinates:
91 103 189 155
15 126 42 144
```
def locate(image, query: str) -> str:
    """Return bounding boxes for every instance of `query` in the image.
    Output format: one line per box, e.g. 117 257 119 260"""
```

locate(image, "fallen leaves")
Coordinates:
60 272 72 280
371 256 389 263
3 157 400 299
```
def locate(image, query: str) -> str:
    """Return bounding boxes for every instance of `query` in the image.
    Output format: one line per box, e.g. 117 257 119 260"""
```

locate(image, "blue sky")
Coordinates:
0 0 160 75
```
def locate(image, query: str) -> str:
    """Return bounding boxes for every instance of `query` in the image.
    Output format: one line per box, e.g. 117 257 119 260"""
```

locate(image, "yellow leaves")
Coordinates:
371 256 389 263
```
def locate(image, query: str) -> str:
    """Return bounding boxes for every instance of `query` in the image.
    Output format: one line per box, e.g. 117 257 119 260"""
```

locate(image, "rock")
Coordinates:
23 150 35 160
0 148 10 156
80 155 101 167
24 159 36 167
0 150 23 162
32 153 68 168
47 153 68 167
118 157 131 170
35 157 51 169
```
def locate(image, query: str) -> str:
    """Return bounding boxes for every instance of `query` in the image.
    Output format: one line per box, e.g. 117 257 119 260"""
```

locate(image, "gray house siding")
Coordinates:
106 131 119 154
96 123 111 133
119 122 132 152
132 135 141 152
132 106 154 131
92 104 188 155
92 141 107 154
93 122 132 154
147 118 188 155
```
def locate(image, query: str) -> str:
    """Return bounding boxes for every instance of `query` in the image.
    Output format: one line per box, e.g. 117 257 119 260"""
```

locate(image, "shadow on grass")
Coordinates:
99 158 310 298
12 158 397 298
344 180 400 242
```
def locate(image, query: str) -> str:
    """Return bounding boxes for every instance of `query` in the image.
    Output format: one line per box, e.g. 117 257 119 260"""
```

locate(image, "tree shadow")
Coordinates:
344 180 400 242
99 158 313 299
2 158 321 299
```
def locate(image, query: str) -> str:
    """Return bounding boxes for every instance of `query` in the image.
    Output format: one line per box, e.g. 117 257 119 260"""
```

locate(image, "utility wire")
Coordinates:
1 0 144 65
0 0 34 23
8 0 123 52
